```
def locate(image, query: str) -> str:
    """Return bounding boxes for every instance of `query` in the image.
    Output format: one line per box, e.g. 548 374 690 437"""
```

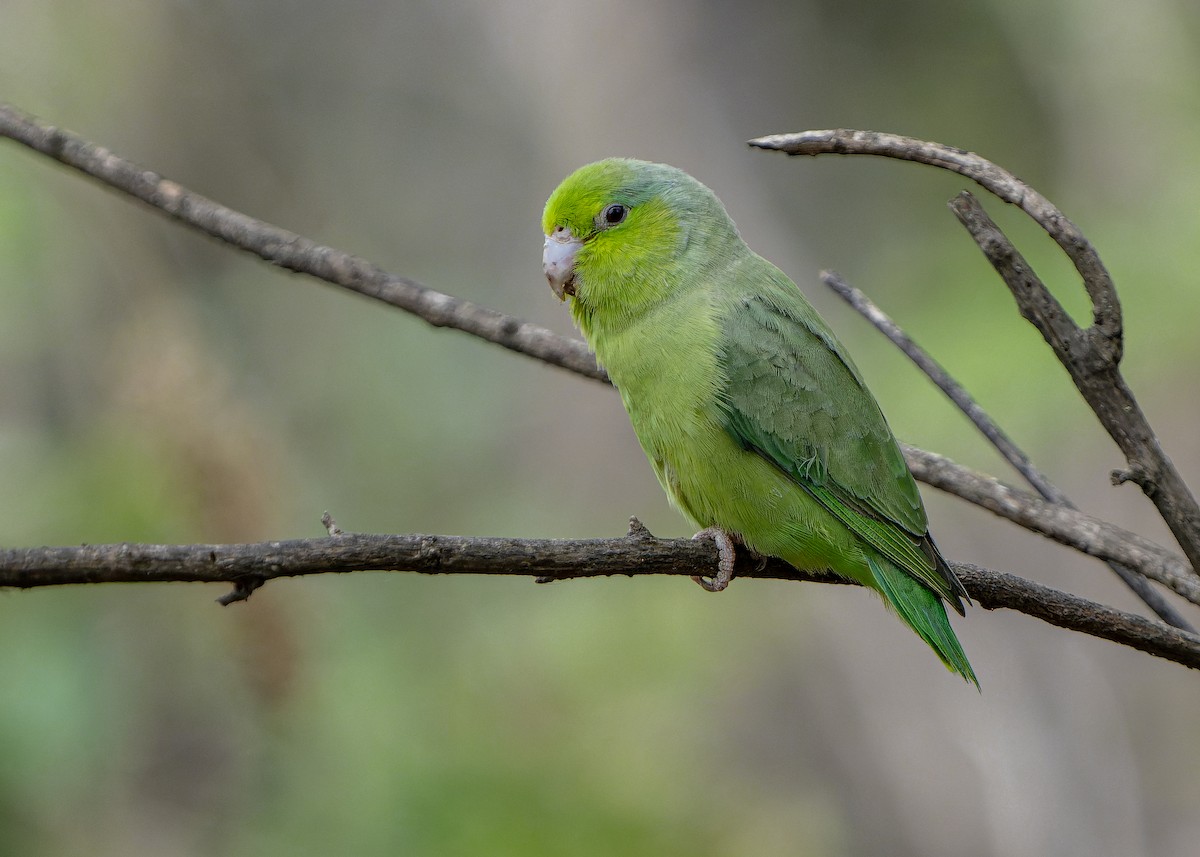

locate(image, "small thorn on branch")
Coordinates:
322 511 344 537
625 516 655 541
1112 467 1154 490
537 516 657 584
217 575 265 606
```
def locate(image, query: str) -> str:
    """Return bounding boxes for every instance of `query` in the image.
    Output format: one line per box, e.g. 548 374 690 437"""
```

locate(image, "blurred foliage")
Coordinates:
3 1 1200 855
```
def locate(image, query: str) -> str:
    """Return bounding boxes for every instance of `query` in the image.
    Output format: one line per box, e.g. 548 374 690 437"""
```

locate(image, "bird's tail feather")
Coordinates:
868 556 979 689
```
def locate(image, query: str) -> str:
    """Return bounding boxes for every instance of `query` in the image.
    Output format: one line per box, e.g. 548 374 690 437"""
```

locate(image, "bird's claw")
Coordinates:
691 527 736 592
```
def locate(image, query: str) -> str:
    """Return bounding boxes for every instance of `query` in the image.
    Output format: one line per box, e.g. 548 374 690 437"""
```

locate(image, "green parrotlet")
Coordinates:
541 158 977 686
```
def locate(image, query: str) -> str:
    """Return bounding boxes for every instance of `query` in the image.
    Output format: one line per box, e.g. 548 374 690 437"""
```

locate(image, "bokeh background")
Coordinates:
3 1 1200 855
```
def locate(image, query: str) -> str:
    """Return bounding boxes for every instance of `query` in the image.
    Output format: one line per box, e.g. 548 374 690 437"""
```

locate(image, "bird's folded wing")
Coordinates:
715 284 965 608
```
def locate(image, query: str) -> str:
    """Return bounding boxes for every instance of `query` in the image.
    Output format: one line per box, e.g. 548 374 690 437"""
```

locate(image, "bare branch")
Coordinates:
2 525 1198 670
750 129 1200 579
904 445 1200 606
822 269 1193 630
949 192 1200 575
954 564 1200 670
0 103 606 383
748 129 1121 348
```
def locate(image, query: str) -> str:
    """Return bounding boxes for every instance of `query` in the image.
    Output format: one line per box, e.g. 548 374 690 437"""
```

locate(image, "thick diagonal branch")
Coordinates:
950 192 1200 575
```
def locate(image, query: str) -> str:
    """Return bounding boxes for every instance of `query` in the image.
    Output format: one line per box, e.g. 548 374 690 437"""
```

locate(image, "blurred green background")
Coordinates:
3 1 1200 855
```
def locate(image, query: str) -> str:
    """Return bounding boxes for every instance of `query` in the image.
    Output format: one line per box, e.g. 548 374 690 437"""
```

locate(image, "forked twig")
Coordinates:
752 129 1200 578
821 270 1193 629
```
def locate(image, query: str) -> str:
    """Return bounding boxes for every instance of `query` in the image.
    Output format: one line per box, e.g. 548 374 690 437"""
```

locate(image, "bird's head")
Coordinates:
541 159 740 324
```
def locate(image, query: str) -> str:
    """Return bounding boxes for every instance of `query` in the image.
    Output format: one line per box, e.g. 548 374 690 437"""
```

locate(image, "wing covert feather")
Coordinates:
714 264 966 608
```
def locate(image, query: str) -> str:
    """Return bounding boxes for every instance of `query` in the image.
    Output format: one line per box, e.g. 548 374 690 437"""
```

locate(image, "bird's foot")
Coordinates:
691 527 736 592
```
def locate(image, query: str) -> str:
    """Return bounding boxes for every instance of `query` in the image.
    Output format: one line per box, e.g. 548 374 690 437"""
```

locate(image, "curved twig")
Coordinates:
748 129 1121 347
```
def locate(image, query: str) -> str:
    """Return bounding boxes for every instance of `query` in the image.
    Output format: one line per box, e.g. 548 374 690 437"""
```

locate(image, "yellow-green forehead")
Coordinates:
542 159 638 235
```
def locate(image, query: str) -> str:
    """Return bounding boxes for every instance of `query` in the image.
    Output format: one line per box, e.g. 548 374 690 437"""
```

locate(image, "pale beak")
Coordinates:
543 226 582 301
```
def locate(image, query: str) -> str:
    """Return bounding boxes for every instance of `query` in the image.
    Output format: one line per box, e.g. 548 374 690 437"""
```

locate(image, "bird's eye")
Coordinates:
599 204 628 227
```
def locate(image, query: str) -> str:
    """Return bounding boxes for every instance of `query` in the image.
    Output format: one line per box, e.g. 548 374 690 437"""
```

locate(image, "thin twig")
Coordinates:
821 270 1058 495
822 269 1193 630
2 524 1198 669
0 103 606 383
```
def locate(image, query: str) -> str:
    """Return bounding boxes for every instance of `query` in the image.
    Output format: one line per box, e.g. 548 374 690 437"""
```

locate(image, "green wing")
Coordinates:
715 270 967 613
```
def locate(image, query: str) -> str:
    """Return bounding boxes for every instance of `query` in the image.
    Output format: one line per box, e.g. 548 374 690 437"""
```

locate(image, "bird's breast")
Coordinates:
589 293 735 525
